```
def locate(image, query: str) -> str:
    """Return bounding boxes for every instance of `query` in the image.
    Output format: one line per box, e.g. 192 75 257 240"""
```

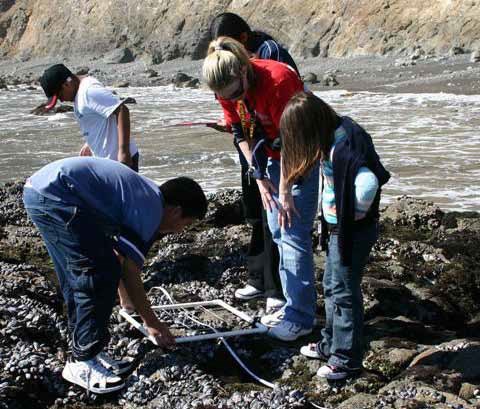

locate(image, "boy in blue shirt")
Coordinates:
23 157 207 394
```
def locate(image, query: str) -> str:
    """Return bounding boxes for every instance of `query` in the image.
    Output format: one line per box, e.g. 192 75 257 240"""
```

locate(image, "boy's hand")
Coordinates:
145 319 175 347
79 143 92 156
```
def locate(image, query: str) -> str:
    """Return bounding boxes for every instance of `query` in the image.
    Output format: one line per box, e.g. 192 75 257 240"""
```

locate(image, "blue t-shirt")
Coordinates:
27 157 163 268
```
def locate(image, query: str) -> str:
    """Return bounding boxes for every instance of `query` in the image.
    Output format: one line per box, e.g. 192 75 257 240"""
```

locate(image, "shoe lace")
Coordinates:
97 351 115 366
88 358 115 382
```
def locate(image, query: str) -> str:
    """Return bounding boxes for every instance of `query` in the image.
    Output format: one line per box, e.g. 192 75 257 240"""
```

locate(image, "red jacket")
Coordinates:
218 59 303 161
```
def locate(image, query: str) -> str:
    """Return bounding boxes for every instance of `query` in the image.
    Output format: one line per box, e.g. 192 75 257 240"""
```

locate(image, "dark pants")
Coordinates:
317 222 378 370
23 187 121 361
240 165 282 298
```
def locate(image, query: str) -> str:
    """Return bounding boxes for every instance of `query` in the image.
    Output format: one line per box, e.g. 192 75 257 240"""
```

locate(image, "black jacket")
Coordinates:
321 116 390 266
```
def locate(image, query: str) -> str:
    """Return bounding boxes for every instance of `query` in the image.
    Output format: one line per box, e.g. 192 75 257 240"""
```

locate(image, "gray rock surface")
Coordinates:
1 182 480 409
1 1 480 62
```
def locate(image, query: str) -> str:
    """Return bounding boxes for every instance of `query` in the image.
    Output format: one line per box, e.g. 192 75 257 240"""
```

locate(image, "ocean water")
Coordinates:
0 85 479 211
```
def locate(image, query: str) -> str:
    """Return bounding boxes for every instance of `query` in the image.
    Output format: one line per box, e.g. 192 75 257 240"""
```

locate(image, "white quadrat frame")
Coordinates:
119 299 268 344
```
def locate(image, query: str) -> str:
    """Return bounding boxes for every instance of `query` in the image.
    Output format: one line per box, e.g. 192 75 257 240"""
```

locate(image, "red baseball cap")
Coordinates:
39 64 73 110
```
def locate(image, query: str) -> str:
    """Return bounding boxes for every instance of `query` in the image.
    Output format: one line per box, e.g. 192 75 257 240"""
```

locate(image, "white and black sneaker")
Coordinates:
265 297 286 314
260 309 285 327
316 364 360 380
62 356 125 394
268 319 312 341
97 351 134 376
234 284 264 300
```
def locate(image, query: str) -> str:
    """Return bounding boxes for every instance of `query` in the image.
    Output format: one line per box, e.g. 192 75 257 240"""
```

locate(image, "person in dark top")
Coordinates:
280 92 390 380
209 12 299 75
208 12 300 314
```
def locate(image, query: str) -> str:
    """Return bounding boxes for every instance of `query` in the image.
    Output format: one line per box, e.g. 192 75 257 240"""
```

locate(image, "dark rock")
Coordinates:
458 382 478 400
303 72 318 84
409 340 480 382
322 73 339 86
145 69 158 78
104 48 135 64
121 97 137 104
113 81 130 88
381 196 444 230
450 46 465 55
30 104 73 116
172 72 200 89
75 67 89 75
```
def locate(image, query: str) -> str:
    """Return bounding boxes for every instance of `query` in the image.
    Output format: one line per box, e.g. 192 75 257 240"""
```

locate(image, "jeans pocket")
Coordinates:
68 257 95 293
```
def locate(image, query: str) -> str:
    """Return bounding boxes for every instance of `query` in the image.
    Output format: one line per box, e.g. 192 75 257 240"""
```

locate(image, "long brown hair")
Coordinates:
280 92 339 186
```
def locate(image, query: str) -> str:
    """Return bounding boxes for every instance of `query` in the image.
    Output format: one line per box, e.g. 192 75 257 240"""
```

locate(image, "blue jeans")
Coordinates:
266 158 319 328
23 187 121 361
317 222 378 370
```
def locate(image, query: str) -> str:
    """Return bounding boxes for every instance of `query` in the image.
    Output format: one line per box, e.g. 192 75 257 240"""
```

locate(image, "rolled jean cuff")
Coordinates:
327 354 362 371
72 334 109 361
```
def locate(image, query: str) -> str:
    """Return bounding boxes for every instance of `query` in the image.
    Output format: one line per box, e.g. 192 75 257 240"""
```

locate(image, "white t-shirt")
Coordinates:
74 77 138 160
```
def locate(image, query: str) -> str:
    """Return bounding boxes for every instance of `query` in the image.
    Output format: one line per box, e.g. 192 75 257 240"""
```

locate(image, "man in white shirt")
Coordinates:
39 64 139 170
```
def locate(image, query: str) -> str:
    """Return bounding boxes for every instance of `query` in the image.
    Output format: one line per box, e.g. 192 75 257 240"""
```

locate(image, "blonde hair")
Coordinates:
202 36 254 92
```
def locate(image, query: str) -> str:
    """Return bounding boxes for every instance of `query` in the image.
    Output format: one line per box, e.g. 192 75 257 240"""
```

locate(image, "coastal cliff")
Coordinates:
1 0 479 62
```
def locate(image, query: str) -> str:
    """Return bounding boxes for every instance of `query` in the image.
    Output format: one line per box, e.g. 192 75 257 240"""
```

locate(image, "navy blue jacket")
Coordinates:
321 117 390 266
250 31 300 76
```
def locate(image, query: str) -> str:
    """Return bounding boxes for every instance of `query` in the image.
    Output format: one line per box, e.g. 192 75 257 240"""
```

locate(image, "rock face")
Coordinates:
1 1 479 61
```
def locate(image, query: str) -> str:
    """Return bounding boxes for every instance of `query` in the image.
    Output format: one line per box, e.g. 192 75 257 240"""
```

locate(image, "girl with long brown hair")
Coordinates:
280 91 390 380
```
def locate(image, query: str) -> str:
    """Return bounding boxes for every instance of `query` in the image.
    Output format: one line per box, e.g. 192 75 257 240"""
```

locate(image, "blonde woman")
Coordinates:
203 37 317 341
280 92 390 380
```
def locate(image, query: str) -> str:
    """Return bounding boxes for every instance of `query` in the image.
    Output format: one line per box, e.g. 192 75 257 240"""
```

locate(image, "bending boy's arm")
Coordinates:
114 104 132 166
120 256 174 347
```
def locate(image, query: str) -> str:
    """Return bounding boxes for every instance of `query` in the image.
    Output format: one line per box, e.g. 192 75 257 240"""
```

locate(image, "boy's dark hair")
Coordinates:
209 12 251 42
159 177 207 220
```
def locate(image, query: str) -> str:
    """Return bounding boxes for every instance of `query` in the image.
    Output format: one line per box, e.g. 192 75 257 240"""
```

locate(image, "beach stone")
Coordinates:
409 339 480 381
104 48 135 64
303 72 318 83
121 96 136 104
380 196 444 230
322 73 339 86
145 68 158 78
450 46 465 55
113 80 130 88
29 103 73 115
75 67 89 75
471 51 480 62
172 72 199 88
458 382 477 400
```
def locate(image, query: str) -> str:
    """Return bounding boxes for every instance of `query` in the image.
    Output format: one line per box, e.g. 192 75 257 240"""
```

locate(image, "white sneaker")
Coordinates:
260 309 284 327
300 343 329 360
266 297 286 314
316 364 350 380
268 320 312 341
97 351 134 376
62 356 125 394
234 284 264 300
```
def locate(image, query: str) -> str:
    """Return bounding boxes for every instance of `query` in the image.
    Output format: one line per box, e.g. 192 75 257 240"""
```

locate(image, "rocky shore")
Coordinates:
1 180 480 409
1 51 480 98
